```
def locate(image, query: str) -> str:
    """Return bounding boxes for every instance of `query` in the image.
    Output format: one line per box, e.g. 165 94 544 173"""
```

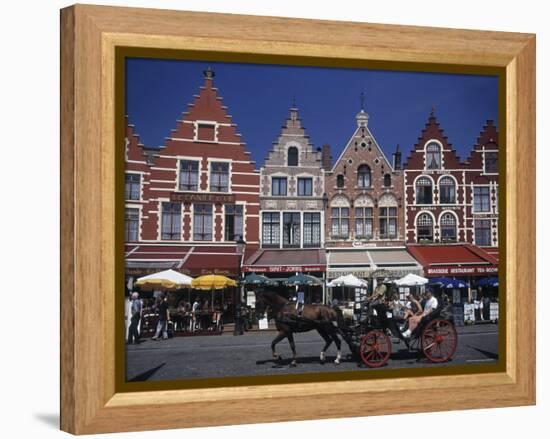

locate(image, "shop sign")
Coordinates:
170 192 236 204
198 268 235 276
243 265 325 273
427 265 498 276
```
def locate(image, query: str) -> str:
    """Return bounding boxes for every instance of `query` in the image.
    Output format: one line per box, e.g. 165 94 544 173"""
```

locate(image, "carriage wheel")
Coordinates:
359 330 392 367
421 319 458 363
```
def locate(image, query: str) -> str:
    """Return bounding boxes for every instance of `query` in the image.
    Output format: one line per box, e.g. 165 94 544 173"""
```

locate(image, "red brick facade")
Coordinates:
403 112 499 248
124 69 260 275
324 108 404 247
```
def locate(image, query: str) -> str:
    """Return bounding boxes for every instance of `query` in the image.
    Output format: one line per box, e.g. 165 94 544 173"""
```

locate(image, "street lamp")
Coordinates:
234 236 246 336
322 192 329 209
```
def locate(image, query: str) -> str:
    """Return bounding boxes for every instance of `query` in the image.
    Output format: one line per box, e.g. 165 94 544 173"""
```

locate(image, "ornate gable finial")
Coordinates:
430 105 436 117
203 66 215 79
360 91 365 111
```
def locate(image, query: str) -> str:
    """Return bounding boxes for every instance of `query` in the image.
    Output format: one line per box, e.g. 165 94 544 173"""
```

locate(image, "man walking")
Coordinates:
152 294 170 340
127 292 142 344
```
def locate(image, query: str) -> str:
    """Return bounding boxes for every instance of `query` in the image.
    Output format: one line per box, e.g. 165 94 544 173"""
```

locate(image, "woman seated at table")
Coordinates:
401 289 438 338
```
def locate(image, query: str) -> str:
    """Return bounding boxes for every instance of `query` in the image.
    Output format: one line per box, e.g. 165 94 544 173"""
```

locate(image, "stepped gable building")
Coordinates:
403 110 466 245
243 104 327 285
403 111 499 249
463 120 500 252
403 111 499 283
124 67 260 279
323 99 421 286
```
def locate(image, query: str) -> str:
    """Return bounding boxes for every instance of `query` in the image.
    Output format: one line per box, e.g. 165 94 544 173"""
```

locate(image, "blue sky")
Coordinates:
126 58 498 167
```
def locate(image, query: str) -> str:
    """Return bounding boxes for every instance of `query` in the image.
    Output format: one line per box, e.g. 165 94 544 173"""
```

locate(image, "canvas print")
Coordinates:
123 59 500 382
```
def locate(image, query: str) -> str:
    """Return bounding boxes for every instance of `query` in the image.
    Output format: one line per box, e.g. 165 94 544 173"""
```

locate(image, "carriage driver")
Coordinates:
401 288 438 338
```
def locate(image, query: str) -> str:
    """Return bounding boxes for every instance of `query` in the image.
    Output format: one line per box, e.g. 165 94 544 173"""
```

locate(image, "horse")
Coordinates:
254 290 345 367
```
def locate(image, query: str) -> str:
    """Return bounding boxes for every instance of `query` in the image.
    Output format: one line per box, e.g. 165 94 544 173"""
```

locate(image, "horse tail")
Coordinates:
332 305 345 329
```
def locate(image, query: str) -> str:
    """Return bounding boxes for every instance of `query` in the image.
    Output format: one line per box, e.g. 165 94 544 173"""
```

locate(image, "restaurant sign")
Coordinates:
242 265 325 273
170 192 236 204
426 265 498 276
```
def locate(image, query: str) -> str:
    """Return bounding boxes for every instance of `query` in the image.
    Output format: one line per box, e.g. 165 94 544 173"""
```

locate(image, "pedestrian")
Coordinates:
127 292 142 344
191 297 201 331
295 289 305 317
152 294 170 340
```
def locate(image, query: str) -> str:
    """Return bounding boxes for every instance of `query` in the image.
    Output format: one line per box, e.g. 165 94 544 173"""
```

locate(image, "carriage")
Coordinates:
339 301 458 368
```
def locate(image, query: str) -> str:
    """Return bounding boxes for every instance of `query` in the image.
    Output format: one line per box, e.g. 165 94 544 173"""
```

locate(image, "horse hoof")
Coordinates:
290 361 297 367
334 359 341 365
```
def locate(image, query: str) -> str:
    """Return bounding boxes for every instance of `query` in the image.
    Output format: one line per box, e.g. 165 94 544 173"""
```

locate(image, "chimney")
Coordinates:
392 144 402 170
321 144 332 171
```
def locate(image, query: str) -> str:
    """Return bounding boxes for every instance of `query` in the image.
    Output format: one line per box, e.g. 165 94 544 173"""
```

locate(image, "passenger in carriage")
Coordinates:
401 289 438 338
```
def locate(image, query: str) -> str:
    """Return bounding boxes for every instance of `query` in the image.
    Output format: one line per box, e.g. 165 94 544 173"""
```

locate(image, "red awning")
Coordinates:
243 249 326 273
125 244 255 277
406 244 498 277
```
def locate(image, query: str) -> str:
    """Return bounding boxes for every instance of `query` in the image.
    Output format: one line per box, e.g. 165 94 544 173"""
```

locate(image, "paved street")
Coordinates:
126 324 499 382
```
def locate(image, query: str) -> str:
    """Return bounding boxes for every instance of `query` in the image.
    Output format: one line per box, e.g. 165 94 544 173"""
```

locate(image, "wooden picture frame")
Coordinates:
60 4 535 434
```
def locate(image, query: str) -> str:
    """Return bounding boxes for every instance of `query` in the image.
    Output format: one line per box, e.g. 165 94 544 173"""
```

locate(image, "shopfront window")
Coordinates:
303 212 321 247
161 202 181 240
262 212 280 247
193 203 213 241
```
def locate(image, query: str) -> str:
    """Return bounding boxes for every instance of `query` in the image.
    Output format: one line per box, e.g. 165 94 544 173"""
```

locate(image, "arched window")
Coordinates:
415 177 433 204
439 176 456 204
416 213 433 242
336 174 345 188
440 213 457 242
287 147 298 166
384 174 391 187
357 164 371 188
426 142 441 169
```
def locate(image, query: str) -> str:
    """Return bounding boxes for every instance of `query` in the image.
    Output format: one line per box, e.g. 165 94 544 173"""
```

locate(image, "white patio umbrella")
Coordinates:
135 269 193 291
327 274 368 303
394 273 429 286
327 274 368 288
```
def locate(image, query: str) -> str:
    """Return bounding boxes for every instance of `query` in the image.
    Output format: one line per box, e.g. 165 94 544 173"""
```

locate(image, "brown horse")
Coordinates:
255 290 345 367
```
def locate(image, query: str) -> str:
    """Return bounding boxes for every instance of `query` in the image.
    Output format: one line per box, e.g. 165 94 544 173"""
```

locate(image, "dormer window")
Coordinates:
357 165 371 188
425 142 441 169
197 122 216 142
287 147 299 166
485 151 498 173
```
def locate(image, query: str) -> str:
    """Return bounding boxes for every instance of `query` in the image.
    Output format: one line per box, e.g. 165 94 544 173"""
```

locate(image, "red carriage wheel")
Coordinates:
421 319 458 363
359 330 392 367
